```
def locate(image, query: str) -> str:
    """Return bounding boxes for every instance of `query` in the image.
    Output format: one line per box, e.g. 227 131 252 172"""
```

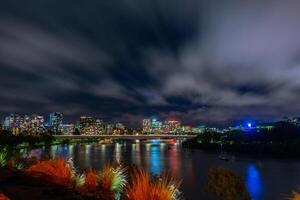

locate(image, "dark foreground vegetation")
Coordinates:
0 130 55 149
0 150 254 200
183 121 300 157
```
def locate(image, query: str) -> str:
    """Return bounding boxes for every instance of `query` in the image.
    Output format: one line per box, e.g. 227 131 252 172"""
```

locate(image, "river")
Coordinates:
25 140 300 200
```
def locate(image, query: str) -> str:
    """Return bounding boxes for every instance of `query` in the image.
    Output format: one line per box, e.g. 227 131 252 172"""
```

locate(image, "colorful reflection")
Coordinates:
167 146 181 178
149 144 161 175
246 164 264 200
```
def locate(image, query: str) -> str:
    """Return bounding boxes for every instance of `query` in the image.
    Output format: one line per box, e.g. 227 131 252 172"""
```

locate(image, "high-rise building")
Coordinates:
116 122 125 130
151 118 162 133
2 114 30 135
105 123 114 134
163 118 181 134
59 124 75 135
79 116 103 135
49 112 63 133
142 119 151 133
28 114 45 134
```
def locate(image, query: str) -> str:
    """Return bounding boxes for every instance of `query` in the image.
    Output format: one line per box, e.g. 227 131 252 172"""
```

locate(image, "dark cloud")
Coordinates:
0 0 300 127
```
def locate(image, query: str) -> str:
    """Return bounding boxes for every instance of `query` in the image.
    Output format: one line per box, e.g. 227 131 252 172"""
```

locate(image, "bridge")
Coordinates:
54 134 196 140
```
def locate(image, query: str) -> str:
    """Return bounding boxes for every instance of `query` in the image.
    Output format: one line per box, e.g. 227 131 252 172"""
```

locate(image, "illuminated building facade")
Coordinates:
142 119 151 133
79 116 103 135
3 114 30 135
28 114 45 134
163 119 181 133
151 118 162 133
49 112 63 133
105 123 113 134
59 124 75 135
116 123 125 130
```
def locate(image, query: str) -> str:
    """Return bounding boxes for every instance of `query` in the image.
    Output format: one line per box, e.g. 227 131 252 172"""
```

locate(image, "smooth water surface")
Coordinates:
26 140 300 200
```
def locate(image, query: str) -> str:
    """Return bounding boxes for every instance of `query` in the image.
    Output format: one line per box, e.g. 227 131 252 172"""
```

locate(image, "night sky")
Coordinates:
1 0 300 127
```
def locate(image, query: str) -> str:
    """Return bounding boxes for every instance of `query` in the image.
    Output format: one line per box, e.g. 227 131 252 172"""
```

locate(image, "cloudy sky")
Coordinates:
1 0 300 127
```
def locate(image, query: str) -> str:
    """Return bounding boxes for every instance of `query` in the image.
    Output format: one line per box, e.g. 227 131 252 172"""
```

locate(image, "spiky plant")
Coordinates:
0 151 7 167
111 166 127 194
0 192 10 200
26 159 72 187
14 162 24 170
67 158 77 179
127 168 182 200
97 165 127 196
289 191 300 200
85 169 97 191
156 174 182 200
72 173 86 188
126 168 150 200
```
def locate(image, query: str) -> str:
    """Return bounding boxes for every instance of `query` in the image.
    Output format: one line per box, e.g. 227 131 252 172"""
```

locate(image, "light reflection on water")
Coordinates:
246 164 264 200
22 140 300 200
150 145 161 175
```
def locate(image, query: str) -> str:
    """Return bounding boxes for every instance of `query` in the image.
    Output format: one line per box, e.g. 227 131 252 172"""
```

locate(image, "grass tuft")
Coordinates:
72 173 86 188
26 159 72 187
126 168 182 200
85 169 97 191
289 191 300 200
0 151 7 167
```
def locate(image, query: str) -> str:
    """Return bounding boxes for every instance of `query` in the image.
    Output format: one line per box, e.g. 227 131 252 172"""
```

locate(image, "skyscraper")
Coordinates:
29 114 45 134
116 123 125 130
151 118 162 133
2 114 30 135
163 118 181 134
79 116 103 135
59 124 75 135
49 112 63 133
142 119 151 133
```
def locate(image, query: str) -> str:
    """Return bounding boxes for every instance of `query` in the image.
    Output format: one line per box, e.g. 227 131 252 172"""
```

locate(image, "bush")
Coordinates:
126 168 182 200
26 159 72 187
289 191 300 200
85 169 97 191
206 167 250 200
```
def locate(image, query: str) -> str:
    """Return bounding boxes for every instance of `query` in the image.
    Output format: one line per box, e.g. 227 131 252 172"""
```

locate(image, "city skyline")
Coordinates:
1 111 299 128
2 111 299 134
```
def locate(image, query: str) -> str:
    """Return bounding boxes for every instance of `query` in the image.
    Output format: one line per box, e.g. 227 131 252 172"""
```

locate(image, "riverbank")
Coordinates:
0 167 99 200
182 139 300 158
0 156 184 200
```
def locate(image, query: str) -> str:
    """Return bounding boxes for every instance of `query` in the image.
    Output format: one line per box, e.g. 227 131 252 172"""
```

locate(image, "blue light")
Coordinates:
151 139 160 145
246 164 264 200
244 120 255 130
150 145 161 175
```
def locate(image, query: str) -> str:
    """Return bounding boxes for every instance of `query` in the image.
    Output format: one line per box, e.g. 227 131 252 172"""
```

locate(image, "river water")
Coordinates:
26 140 300 200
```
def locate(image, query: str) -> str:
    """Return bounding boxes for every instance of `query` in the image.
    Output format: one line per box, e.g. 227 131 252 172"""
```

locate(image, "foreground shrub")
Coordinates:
289 191 300 200
85 169 97 191
97 164 127 198
0 193 10 200
0 151 7 167
26 159 72 187
206 167 250 200
72 173 85 188
126 168 182 200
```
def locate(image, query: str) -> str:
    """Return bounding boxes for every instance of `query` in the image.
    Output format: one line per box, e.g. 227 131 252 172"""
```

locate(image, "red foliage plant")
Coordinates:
0 193 10 200
26 159 72 187
97 165 114 191
85 169 97 191
7 159 14 168
126 168 176 200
